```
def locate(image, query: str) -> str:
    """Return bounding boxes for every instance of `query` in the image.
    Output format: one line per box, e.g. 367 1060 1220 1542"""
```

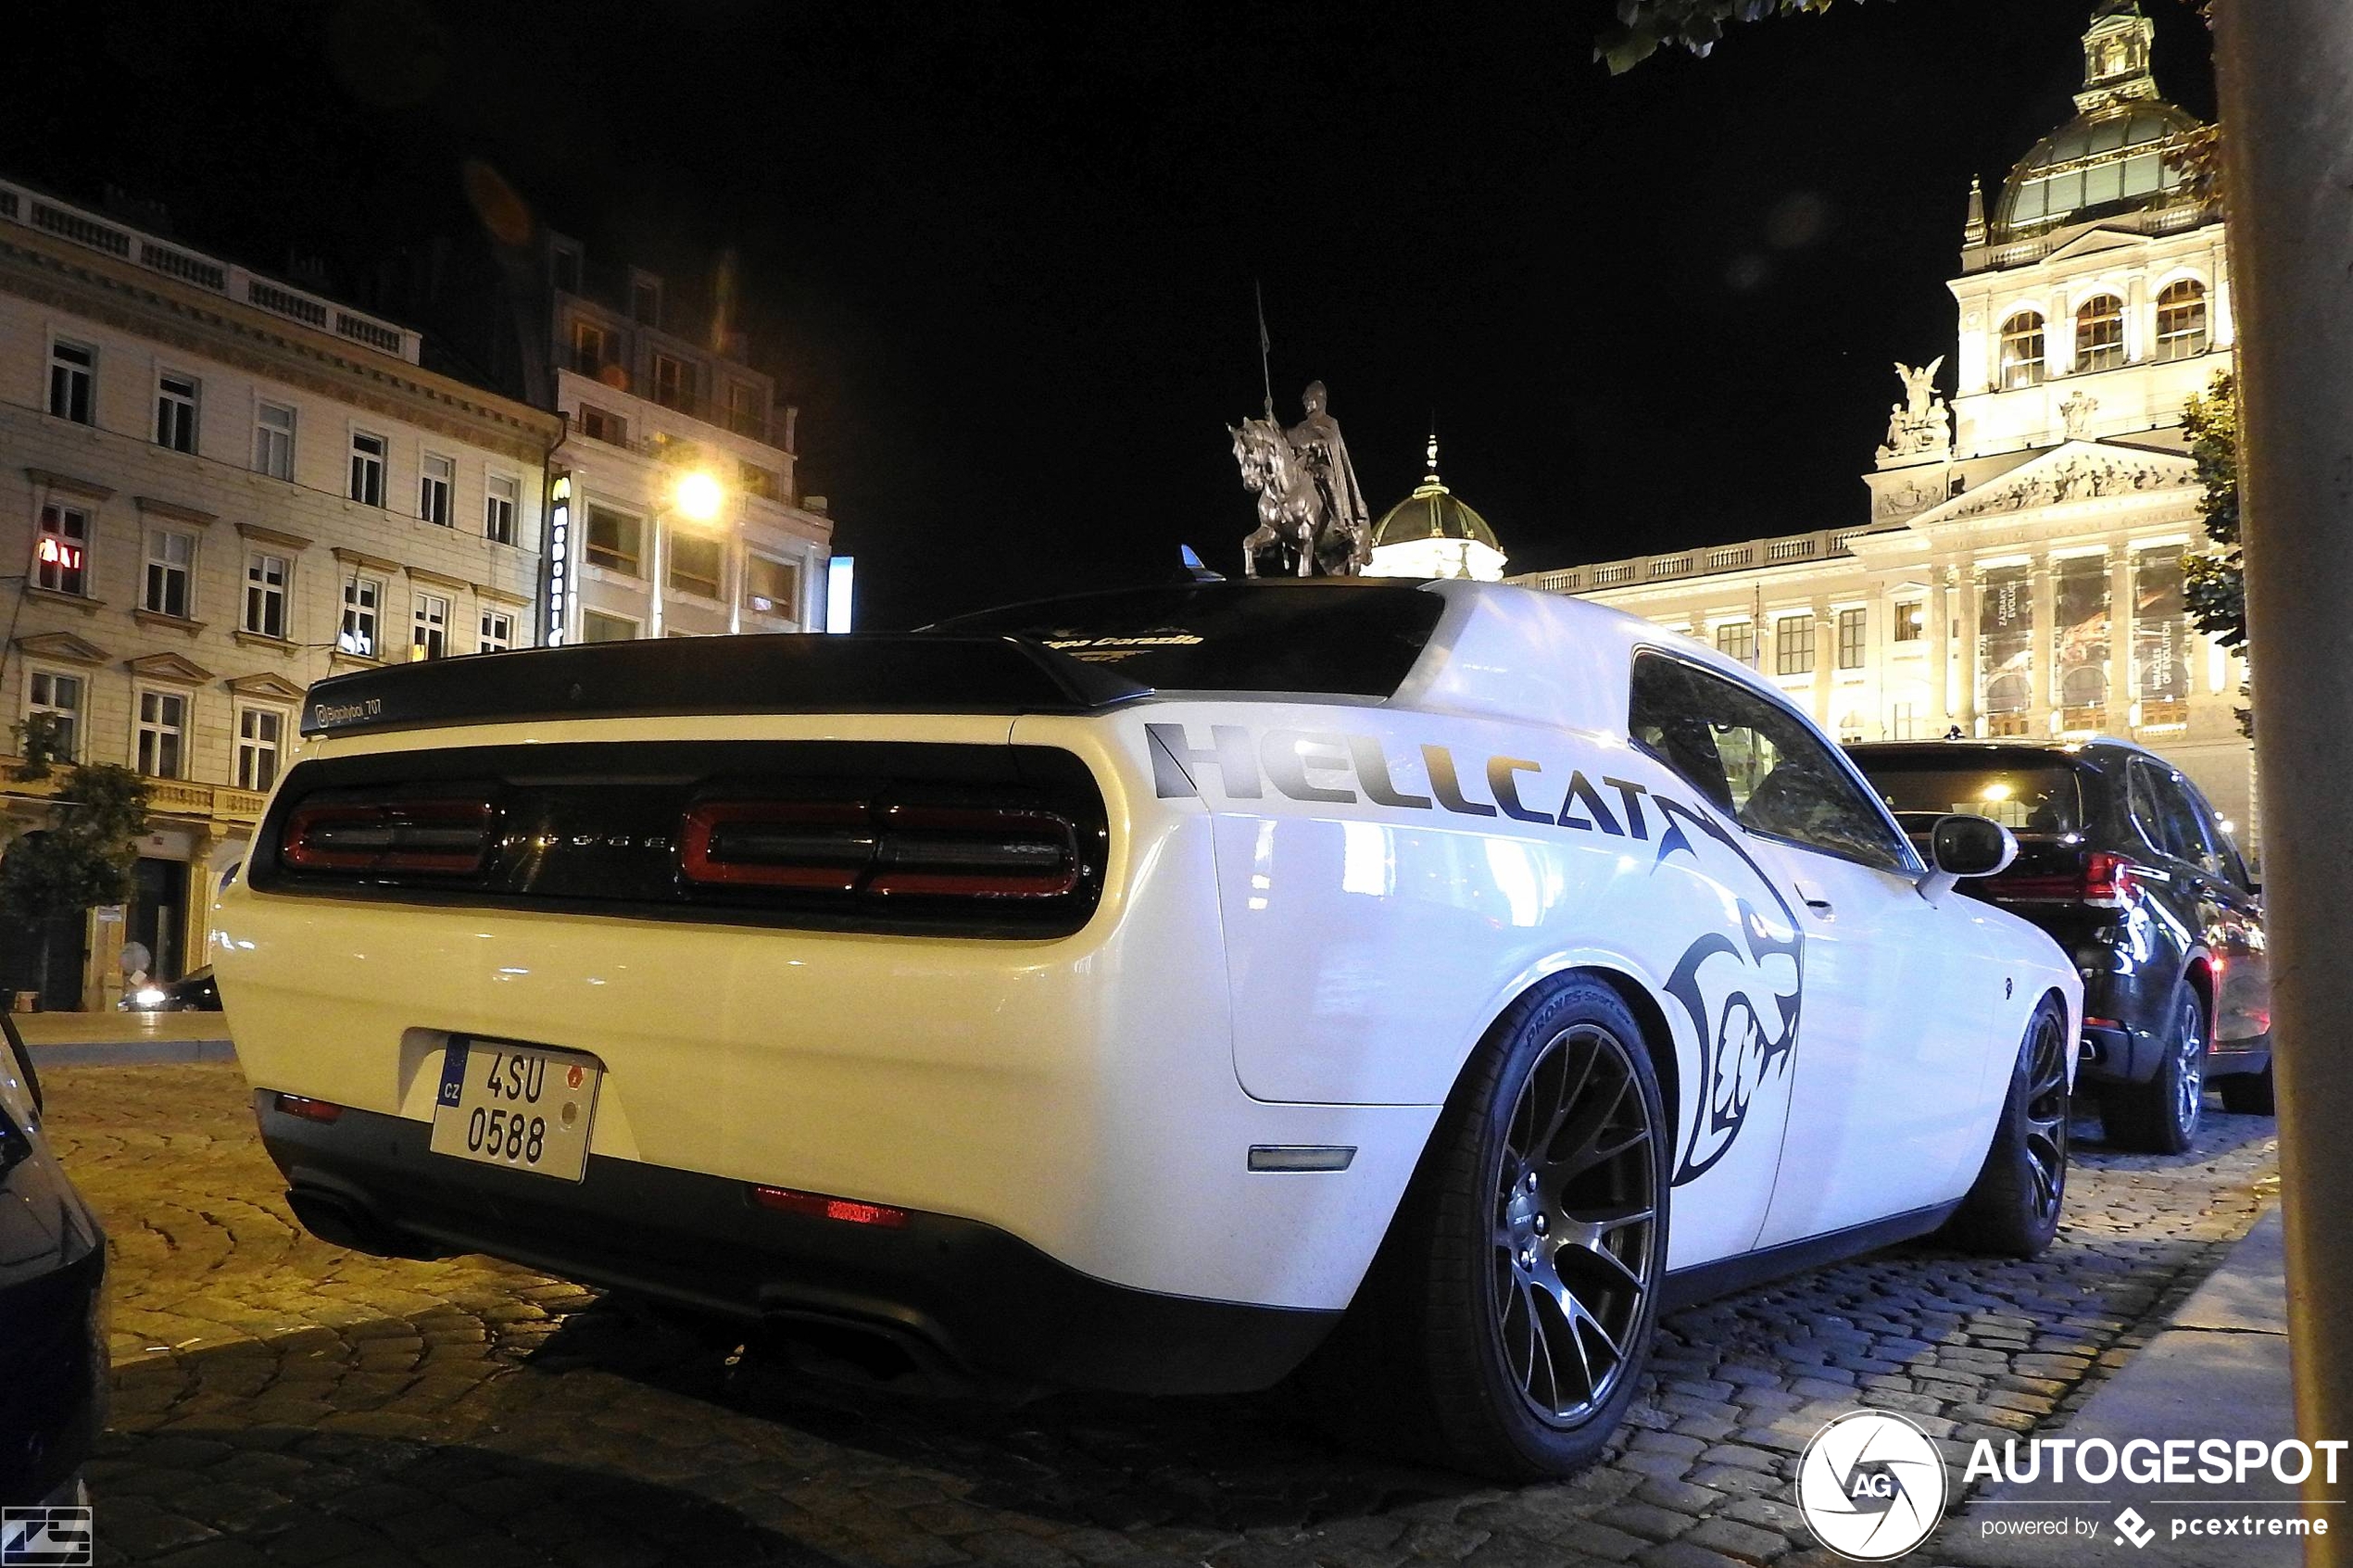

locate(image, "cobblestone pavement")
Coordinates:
46 1064 2277 1568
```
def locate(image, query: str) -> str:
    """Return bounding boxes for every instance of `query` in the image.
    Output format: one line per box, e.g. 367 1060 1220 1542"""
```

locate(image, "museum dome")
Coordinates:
1370 442 1502 553
1990 3 2205 243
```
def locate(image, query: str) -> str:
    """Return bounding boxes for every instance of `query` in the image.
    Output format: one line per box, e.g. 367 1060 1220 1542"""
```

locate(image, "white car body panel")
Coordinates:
214 580 2080 1337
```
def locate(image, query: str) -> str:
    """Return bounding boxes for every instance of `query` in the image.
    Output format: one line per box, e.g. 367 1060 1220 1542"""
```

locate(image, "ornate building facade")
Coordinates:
1512 2 2254 849
0 177 562 1006
1365 437 1509 581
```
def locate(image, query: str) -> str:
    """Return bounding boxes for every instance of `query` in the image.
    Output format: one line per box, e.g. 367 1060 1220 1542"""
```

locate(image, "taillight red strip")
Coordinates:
274 1094 343 1123
683 797 1081 899
282 797 497 876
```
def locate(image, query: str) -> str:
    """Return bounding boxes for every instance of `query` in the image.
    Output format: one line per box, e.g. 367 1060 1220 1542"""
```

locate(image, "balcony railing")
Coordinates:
0 759 269 824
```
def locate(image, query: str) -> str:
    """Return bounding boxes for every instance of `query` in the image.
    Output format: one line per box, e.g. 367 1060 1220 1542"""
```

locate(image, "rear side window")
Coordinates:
2129 758 2211 864
928 583 1444 698
1629 652 1913 872
1856 760 2083 835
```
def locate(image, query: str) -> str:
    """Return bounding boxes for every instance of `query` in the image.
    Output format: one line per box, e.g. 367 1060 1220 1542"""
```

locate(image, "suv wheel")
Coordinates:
1300 975 1669 1478
2101 985 2205 1154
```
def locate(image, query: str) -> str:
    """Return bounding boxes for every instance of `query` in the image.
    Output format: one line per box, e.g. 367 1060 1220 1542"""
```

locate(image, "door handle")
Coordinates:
1793 878 1834 920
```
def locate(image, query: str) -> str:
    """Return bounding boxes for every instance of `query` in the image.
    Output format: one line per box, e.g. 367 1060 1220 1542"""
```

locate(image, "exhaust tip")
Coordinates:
284 1186 439 1260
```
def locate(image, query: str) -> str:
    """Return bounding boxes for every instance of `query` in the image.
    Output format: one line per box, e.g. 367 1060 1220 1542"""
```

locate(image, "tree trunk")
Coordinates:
2213 4 2353 1549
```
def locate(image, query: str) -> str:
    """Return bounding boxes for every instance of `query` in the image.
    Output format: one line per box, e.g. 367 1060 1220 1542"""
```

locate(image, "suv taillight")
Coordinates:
281 796 498 876
2081 849 2136 908
682 797 1081 899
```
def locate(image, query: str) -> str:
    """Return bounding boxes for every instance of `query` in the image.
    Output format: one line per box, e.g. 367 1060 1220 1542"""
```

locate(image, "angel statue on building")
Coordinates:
1231 381 1374 576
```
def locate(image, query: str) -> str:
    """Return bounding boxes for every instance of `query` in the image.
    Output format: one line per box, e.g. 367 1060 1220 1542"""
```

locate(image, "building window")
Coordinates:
243 552 291 639
1837 713 1866 744
738 461 780 501
550 242 583 295
254 401 296 479
726 381 764 438
144 528 195 619
411 594 449 659
135 690 187 779
1893 599 1925 644
339 575 383 658
631 276 661 327
2075 294 2125 372
582 608 636 643
571 319 613 376
1774 616 1815 676
668 533 724 598
585 505 642 574
577 404 627 445
1888 702 1917 741
155 372 199 453
235 708 283 793
2156 280 2209 361
484 473 518 545
652 353 691 412
47 340 94 424
349 430 387 506
1836 608 1867 671
34 504 91 596
478 608 513 653
419 452 454 525
1998 312 2045 389
746 554 801 619
1713 621 1755 666
27 671 83 763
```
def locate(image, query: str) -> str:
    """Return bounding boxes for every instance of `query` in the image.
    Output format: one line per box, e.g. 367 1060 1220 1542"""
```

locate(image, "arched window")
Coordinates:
1998 312 2046 389
2156 280 2209 361
2076 295 2126 372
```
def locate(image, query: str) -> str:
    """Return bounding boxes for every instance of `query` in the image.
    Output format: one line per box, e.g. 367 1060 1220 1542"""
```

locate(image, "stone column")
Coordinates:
1930 564 1954 733
1955 566 1981 735
2030 552 2057 734
1809 595 1834 726
2107 546 2134 732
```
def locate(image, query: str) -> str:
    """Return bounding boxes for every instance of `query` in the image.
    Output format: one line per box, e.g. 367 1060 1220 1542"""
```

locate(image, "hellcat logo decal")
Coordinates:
1146 721 1807 1185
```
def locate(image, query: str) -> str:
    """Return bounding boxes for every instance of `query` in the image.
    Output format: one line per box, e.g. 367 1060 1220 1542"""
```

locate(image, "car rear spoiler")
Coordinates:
299 633 1155 738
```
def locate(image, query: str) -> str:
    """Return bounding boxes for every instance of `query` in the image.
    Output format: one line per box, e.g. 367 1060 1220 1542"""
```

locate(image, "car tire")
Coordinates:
1942 997 2070 1258
2101 984 2206 1154
2219 1061 2276 1116
1301 974 1670 1479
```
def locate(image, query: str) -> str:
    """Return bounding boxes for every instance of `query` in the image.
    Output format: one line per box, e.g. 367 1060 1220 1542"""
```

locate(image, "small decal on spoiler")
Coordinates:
311 696 384 730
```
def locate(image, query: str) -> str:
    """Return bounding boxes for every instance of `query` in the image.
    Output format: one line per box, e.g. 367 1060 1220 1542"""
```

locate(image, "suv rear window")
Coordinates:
926 583 1444 699
1855 759 2084 835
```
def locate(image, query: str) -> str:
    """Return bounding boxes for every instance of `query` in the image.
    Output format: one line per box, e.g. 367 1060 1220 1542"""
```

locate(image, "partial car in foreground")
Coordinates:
0 1012 107 1511
214 579 2078 1477
119 965 222 1013
1850 738 2270 1153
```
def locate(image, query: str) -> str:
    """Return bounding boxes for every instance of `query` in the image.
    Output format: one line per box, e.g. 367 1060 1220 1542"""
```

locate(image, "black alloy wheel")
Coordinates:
1297 975 1669 1479
1944 996 2072 1258
1490 1022 1658 1426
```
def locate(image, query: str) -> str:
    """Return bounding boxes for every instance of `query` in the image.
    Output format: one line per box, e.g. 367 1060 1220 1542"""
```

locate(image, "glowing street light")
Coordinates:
673 470 724 522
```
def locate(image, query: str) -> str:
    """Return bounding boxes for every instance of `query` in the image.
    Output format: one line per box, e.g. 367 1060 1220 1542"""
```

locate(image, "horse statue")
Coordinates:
1230 416 1321 577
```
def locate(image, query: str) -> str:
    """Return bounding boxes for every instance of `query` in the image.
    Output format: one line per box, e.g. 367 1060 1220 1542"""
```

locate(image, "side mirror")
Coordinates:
1919 814 2018 899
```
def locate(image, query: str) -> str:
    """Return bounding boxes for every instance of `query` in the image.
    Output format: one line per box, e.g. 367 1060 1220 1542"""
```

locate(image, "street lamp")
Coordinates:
673 470 724 524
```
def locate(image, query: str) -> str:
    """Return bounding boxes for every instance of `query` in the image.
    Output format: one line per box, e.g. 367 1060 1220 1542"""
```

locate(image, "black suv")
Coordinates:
1847 739 2271 1153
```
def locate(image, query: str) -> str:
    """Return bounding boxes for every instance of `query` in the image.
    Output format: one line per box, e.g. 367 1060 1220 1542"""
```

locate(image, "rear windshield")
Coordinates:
1854 759 2084 835
926 583 1444 699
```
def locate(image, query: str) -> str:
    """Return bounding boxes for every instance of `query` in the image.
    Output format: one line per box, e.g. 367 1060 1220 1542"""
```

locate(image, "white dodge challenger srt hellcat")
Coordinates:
213 577 2078 1477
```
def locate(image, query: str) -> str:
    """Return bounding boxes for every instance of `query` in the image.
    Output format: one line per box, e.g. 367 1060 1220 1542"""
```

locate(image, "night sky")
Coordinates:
6 0 2214 630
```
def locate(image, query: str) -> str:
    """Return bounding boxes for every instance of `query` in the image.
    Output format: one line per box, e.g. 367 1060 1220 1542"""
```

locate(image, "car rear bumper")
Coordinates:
258 1093 1339 1396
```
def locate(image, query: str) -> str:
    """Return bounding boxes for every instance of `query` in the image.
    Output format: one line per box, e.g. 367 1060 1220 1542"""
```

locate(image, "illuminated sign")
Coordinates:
542 473 573 646
825 555 855 633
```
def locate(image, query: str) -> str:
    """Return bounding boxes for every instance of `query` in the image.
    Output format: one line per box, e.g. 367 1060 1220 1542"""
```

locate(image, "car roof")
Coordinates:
1845 736 2158 769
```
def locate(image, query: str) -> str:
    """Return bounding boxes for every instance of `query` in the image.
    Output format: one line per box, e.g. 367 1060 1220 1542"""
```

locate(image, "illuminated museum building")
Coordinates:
1511 2 2255 847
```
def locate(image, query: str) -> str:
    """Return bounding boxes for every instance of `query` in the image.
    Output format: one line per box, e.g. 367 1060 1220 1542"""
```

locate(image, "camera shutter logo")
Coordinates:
2 1507 94 1568
1796 1410 1951 1562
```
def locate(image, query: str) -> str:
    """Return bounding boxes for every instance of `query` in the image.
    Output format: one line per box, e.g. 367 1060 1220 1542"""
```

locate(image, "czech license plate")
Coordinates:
429 1039 602 1182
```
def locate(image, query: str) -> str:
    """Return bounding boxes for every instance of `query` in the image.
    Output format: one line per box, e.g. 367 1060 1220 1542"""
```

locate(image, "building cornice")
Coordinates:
0 230 564 464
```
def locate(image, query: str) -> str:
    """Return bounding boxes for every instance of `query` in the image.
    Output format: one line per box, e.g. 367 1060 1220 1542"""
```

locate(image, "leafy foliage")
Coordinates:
1597 0 1866 73
2178 371 2249 735
0 762 151 935
9 712 68 783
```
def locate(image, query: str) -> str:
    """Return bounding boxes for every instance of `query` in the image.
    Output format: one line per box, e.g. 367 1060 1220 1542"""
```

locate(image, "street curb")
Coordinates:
29 1038 237 1067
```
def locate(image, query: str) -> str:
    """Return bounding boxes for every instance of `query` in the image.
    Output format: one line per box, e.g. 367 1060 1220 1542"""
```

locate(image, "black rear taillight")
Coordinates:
281 795 498 876
683 797 1081 899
